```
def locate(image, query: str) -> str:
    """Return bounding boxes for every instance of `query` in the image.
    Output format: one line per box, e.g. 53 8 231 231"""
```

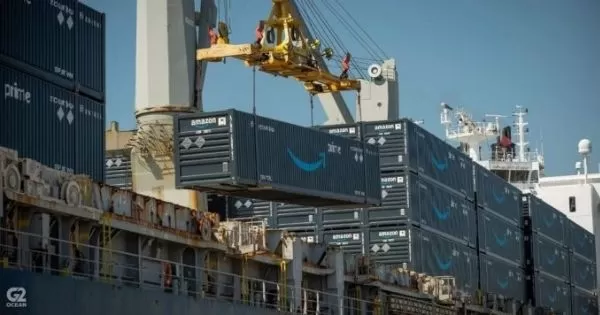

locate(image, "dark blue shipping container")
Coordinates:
571 286 599 315
418 177 477 246
76 2 106 99
480 254 526 302
321 227 364 266
532 271 571 315
418 229 479 295
364 171 419 226
174 109 381 207
317 123 361 140
0 64 104 181
529 234 569 281
105 151 133 189
478 209 523 264
522 194 567 245
568 220 595 260
207 195 271 222
475 164 521 225
75 95 105 182
321 208 363 228
569 253 597 292
366 224 417 265
361 119 418 172
272 203 319 230
0 0 105 101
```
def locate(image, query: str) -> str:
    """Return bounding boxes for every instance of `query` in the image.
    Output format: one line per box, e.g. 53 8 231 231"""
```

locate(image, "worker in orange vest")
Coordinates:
340 52 351 79
208 25 218 45
255 20 265 46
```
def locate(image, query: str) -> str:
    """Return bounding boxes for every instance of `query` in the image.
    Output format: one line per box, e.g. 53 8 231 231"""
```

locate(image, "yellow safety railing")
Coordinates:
100 213 113 282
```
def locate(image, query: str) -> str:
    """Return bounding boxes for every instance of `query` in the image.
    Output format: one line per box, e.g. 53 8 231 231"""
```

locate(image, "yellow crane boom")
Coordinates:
196 0 361 94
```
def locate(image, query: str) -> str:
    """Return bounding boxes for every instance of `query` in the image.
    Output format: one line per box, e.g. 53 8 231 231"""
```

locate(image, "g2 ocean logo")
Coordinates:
5 287 27 308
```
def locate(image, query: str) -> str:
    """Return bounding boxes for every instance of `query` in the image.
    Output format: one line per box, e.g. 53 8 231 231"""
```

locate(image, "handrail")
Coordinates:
0 227 373 314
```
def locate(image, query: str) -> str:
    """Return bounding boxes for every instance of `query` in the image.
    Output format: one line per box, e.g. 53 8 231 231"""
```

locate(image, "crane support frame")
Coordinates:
196 0 361 94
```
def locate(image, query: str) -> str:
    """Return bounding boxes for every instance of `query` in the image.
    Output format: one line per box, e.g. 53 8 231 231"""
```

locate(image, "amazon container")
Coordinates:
321 228 364 268
569 253 596 292
526 234 569 281
418 229 479 295
529 271 571 314
478 209 523 264
272 203 319 231
475 164 521 225
362 119 473 197
364 171 419 227
174 109 381 207
0 0 106 101
522 194 567 245
479 254 526 303
0 64 104 181
568 220 595 259
366 224 417 265
207 195 271 223
417 177 476 246
321 208 363 229
317 123 361 140
571 286 598 315
105 150 133 189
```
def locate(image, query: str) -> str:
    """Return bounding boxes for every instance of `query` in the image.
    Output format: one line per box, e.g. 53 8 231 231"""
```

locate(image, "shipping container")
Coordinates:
361 119 417 172
569 253 597 292
480 254 526 302
321 208 362 228
418 229 479 295
174 109 381 207
75 95 105 182
522 194 567 245
0 0 105 101
475 164 521 225
272 203 319 230
418 177 476 246
531 271 571 314
317 123 361 140
571 286 599 315
362 119 474 197
0 64 104 181
568 220 595 259
364 171 418 226
366 224 417 265
76 2 106 100
527 233 569 281
207 195 271 222
321 228 364 264
105 151 132 189
478 209 523 264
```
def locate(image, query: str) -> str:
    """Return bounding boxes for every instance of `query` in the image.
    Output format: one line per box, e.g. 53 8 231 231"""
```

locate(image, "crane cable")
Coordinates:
296 0 386 79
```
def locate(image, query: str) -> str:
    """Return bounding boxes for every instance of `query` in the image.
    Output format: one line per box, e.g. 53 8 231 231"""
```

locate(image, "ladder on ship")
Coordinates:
100 213 113 282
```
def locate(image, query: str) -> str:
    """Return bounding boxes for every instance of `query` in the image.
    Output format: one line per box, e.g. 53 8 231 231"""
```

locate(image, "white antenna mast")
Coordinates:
578 139 592 184
513 106 529 162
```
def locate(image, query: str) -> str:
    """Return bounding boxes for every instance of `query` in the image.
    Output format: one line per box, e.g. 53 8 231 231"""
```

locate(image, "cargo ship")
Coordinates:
1 0 598 315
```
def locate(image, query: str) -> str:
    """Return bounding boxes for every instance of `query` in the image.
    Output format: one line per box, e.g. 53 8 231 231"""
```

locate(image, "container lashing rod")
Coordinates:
196 0 361 94
100 213 113 282
241 255 249 303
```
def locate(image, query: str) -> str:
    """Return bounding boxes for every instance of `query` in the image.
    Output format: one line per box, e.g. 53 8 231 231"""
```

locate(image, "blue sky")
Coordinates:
84 0 599 176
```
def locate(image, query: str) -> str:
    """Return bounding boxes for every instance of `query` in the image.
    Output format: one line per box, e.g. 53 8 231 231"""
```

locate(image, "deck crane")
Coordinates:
197 0 380 124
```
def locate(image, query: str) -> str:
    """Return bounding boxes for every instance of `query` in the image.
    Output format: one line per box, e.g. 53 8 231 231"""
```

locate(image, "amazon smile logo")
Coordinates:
287 148 326 172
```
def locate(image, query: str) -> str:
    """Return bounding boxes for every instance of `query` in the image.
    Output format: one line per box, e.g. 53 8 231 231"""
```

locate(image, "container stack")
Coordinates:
319 119 479 296
475 164 526 304
523 194 572 314
105 151 133 189
567 220 598 314
0 0 106 182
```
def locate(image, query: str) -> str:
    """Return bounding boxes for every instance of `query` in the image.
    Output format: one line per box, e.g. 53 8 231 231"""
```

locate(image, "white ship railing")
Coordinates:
0 227 375 315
